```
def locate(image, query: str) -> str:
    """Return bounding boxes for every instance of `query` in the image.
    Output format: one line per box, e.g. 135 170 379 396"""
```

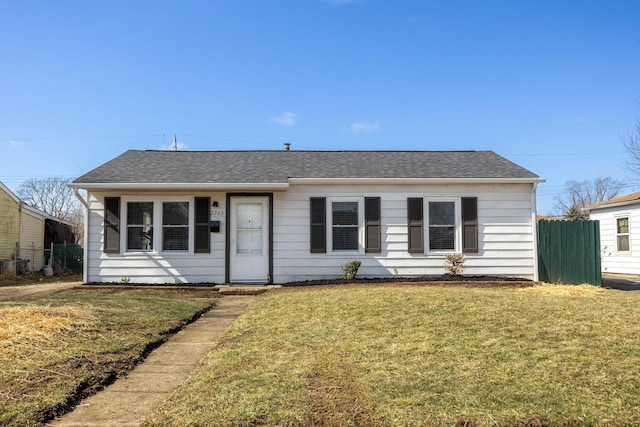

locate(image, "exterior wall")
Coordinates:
0 188 20 263
86 191 227 283
19 212 45 272
590 204 640 275
84 182 537 284
273 183 536 282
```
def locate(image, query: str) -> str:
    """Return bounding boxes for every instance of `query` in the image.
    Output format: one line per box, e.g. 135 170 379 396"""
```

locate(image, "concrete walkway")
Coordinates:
602 273 640 291
49 295 255 427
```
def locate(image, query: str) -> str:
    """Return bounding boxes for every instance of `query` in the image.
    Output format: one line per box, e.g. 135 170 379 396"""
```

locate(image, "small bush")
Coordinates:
340 260 362 280
444 253 465 275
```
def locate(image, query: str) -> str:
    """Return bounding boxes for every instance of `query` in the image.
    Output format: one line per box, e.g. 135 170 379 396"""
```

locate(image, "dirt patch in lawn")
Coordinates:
1 290 218 427
19 346 150 424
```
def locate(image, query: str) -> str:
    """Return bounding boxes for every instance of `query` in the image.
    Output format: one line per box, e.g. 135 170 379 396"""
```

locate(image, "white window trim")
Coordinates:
121 196 194 255
327 197 365 255
425 197 461 255
615 214 631 255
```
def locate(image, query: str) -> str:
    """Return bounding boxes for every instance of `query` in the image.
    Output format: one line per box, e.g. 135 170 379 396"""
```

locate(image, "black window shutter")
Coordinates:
310 197 326 253
104 197 120 253
407 198 424 253
462 197 478 253
365 197 381 253
194 197 211 253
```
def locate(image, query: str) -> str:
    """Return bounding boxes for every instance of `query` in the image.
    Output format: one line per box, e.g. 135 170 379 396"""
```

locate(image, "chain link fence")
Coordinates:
0 243 83 276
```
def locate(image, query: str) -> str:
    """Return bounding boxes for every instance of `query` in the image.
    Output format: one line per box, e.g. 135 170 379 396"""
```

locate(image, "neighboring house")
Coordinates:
585 192 640 275
0 181 73 274
70 149 544 284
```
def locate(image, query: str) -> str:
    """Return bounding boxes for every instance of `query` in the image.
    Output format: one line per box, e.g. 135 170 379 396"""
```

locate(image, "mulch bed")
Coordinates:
281 275 534 288
83 275 534 289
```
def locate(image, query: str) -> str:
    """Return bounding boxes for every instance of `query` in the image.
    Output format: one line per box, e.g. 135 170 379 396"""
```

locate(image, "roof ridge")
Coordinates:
139 149 487 153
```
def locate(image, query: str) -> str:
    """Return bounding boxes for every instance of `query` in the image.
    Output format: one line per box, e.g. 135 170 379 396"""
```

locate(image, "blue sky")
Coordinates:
2 0 640 215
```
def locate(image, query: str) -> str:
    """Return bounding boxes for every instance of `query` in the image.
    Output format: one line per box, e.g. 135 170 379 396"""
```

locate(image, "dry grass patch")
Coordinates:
0 305 94 357
147 285 640 427
0 288 218 427
522 282 605 297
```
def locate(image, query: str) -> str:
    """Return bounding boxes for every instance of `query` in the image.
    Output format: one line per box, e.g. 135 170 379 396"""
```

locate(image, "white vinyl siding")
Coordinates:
85 192 226 284
590 205 640 275
83 183 538 284
273 183 537 282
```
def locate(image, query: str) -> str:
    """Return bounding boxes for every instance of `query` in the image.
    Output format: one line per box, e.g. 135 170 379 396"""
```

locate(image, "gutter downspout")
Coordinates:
73 188 89 283
531 182 539 281
73 188 88 209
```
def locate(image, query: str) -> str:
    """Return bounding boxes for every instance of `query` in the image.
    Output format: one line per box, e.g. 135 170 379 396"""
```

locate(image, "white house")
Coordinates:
586 192 640 275
70 149 544 284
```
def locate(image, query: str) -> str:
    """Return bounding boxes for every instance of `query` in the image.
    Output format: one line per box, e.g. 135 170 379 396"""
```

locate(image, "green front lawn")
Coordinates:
146 285 640 426
0 288 218 427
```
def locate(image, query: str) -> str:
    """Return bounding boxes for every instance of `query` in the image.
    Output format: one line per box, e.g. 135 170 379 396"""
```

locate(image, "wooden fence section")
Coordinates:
538 220 602 285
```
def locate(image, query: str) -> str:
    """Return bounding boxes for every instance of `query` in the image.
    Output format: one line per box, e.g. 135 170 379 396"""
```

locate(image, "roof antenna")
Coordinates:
173 134 178 151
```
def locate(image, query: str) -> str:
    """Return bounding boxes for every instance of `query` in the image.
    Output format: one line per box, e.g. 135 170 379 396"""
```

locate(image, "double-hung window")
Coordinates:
407 197 477 254
310 197 379 254
428 201 456 251
127 202 154 251
332 201 359 251
617 217 630 252
162 202 189 251
107 197 210 254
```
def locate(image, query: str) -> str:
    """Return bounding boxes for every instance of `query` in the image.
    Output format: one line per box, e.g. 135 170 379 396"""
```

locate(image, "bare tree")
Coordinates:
17 177 83 243
623 115 640 176
554 177 624 219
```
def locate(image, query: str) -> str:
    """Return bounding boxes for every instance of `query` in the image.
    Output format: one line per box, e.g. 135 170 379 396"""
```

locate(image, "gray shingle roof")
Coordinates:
72 150 540 185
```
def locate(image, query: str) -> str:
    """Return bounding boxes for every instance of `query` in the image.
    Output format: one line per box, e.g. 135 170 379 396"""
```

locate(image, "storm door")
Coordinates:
229 196 269 282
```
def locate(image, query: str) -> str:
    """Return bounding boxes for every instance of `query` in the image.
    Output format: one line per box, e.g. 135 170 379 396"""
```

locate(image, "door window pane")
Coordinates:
237 203 262 254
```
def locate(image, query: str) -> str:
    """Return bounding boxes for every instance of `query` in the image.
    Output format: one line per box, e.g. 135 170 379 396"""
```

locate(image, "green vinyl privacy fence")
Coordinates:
537 219 601 286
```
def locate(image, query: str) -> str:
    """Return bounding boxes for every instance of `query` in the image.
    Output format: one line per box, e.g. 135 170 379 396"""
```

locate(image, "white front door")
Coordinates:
229 196 269 283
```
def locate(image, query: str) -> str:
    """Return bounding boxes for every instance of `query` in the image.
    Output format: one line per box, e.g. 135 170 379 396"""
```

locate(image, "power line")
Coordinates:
0 132 631 157
0 134 167 141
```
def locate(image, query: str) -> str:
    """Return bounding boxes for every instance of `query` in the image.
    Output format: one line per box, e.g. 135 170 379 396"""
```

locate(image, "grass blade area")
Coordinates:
147 285 640 426
0 288 218 427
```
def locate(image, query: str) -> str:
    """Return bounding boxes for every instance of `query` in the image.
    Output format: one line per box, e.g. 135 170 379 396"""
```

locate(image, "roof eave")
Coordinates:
585 199 640 211
288 177 545 185
69 182 291 190
70 177 544 190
